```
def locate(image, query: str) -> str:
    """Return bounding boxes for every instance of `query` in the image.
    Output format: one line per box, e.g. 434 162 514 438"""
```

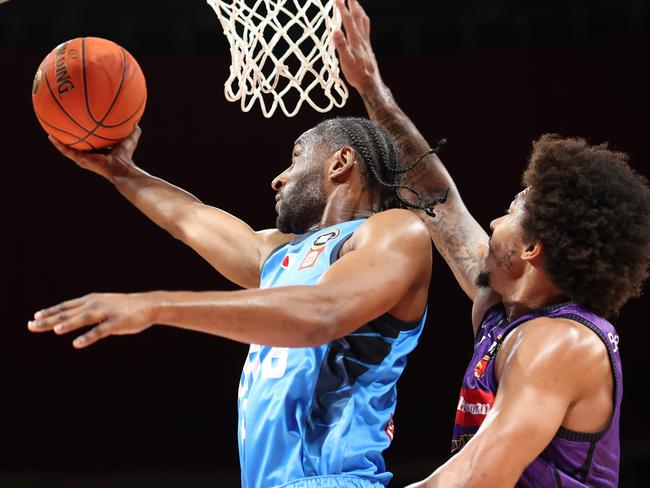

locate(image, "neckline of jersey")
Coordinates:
288 218 368 246
490 300 576 327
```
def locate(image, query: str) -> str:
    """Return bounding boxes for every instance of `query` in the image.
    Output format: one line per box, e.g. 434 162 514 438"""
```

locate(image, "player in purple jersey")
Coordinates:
334 0 650 486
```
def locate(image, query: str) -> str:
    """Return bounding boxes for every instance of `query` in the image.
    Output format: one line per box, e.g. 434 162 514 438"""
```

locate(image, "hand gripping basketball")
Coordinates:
49 125 142 183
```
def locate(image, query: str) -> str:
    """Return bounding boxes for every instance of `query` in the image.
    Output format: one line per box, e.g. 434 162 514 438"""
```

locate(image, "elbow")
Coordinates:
170 224 191 242
166 208 195 242
167 222 185 241
461 471 503 488
301 295 343 347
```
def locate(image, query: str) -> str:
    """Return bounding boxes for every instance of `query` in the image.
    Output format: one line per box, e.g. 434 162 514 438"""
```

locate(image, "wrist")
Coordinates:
145 290 171 325
358 77 396 111
111 162 146 188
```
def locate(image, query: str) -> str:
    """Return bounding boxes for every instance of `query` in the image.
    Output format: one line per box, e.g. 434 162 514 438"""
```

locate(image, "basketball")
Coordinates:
32 37 146 151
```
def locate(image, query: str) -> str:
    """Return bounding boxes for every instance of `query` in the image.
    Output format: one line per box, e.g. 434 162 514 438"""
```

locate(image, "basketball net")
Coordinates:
207 0 348 117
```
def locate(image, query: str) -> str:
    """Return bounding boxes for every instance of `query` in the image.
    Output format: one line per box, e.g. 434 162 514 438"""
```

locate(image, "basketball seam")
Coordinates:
82 40 128 125
36 113 95 150
71 40 130 146
81 37 97 124
99 95 146 128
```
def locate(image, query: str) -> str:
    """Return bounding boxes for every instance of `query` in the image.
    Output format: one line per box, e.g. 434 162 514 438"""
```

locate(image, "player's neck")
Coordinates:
317 182 377 229
500 266 568 321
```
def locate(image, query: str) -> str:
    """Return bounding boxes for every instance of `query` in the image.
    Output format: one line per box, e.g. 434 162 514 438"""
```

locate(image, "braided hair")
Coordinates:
312 117 447 215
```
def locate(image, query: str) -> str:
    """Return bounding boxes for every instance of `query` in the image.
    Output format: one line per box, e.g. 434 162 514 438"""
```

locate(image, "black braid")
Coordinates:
360 121 426 207
381 138 447 174
339 122 419 203
337 119 448 216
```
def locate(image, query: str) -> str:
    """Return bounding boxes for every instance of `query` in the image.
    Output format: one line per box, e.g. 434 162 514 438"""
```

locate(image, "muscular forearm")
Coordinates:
111 166 203 239
48 129 271 288
151 287 338 347
422 204 488 299
106 160 278 289
359 80 458 198
358 80 488 298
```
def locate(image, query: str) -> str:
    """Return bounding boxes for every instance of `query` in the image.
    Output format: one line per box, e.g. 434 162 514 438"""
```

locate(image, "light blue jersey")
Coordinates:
237 219 427 488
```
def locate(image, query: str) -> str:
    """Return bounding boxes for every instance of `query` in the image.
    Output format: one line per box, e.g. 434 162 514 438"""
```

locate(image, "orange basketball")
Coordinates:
32 37 147 151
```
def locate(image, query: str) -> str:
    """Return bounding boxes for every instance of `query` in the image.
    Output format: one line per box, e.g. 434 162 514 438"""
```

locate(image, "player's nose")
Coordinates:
271 171 287 191
489 215 504 232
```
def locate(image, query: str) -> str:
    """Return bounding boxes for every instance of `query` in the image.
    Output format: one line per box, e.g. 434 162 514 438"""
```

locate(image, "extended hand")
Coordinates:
333 0 381 93
28 292 158 348
49 125 142 182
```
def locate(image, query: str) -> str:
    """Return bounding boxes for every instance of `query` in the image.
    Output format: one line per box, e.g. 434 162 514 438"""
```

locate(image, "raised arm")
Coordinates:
49 128 291 289
28 209 431 349
334 0 489 302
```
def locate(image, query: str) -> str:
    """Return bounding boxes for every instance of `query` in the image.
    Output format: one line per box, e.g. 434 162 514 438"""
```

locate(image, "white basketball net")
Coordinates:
207 0 348 117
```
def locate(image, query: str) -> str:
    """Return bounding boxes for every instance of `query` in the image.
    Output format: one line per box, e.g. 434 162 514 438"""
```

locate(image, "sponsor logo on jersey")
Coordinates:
451 433 474 454
455 387 495 427
608 332 619 353
281 252 298 269
298 229 340 270
312 229 340 247
473 355 490 379
473 332 504 379
385 413 395 441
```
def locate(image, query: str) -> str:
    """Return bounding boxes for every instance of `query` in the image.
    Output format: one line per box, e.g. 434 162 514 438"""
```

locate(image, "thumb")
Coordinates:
114 125 142 157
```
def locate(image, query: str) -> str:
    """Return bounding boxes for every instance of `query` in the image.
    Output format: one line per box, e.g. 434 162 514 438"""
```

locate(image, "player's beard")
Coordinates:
476 271 491 289
476 232 520 290
276 170 326 234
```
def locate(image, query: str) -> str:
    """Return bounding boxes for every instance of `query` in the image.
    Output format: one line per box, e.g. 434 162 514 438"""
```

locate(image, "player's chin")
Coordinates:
275 214 291 234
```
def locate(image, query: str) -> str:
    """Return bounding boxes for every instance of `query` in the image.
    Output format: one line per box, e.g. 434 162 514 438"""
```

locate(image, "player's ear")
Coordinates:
521 241 543 263
328 146 355 182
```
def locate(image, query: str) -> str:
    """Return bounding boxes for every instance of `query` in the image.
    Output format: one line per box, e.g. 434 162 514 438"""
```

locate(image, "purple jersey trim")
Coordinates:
453 302 621 487
551 313 621 444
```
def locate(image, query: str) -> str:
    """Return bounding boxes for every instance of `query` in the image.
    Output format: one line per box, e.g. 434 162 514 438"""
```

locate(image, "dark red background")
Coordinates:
1 1 649 486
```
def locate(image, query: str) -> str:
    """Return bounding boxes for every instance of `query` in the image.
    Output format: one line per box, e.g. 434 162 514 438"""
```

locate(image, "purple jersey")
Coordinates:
452 302 622 487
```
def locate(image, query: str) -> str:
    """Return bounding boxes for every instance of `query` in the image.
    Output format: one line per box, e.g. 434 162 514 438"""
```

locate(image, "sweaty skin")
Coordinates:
334 1 613 486
29 127 432 351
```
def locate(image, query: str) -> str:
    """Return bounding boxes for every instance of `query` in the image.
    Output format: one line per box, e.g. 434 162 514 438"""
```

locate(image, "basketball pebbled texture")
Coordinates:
32 37 147 150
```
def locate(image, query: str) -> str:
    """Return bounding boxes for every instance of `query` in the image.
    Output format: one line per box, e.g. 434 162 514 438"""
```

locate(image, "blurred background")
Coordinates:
1 0 649 486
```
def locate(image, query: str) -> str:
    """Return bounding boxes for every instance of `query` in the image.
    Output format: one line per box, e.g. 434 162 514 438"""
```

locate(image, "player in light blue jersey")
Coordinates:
30 116 445 486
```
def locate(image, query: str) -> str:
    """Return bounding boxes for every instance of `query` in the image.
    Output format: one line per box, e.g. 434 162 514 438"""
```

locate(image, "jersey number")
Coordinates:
239 346 289 443
261 347 289 379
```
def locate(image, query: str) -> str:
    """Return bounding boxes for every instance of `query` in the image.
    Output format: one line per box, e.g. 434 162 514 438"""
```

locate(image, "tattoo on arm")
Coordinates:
361 88 450 197
361 86 488 299
423 208 487 299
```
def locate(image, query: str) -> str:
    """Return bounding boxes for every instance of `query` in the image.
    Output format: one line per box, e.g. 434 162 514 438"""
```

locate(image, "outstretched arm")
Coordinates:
28 210 431 349
334 0 490 304
49 128 291 289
